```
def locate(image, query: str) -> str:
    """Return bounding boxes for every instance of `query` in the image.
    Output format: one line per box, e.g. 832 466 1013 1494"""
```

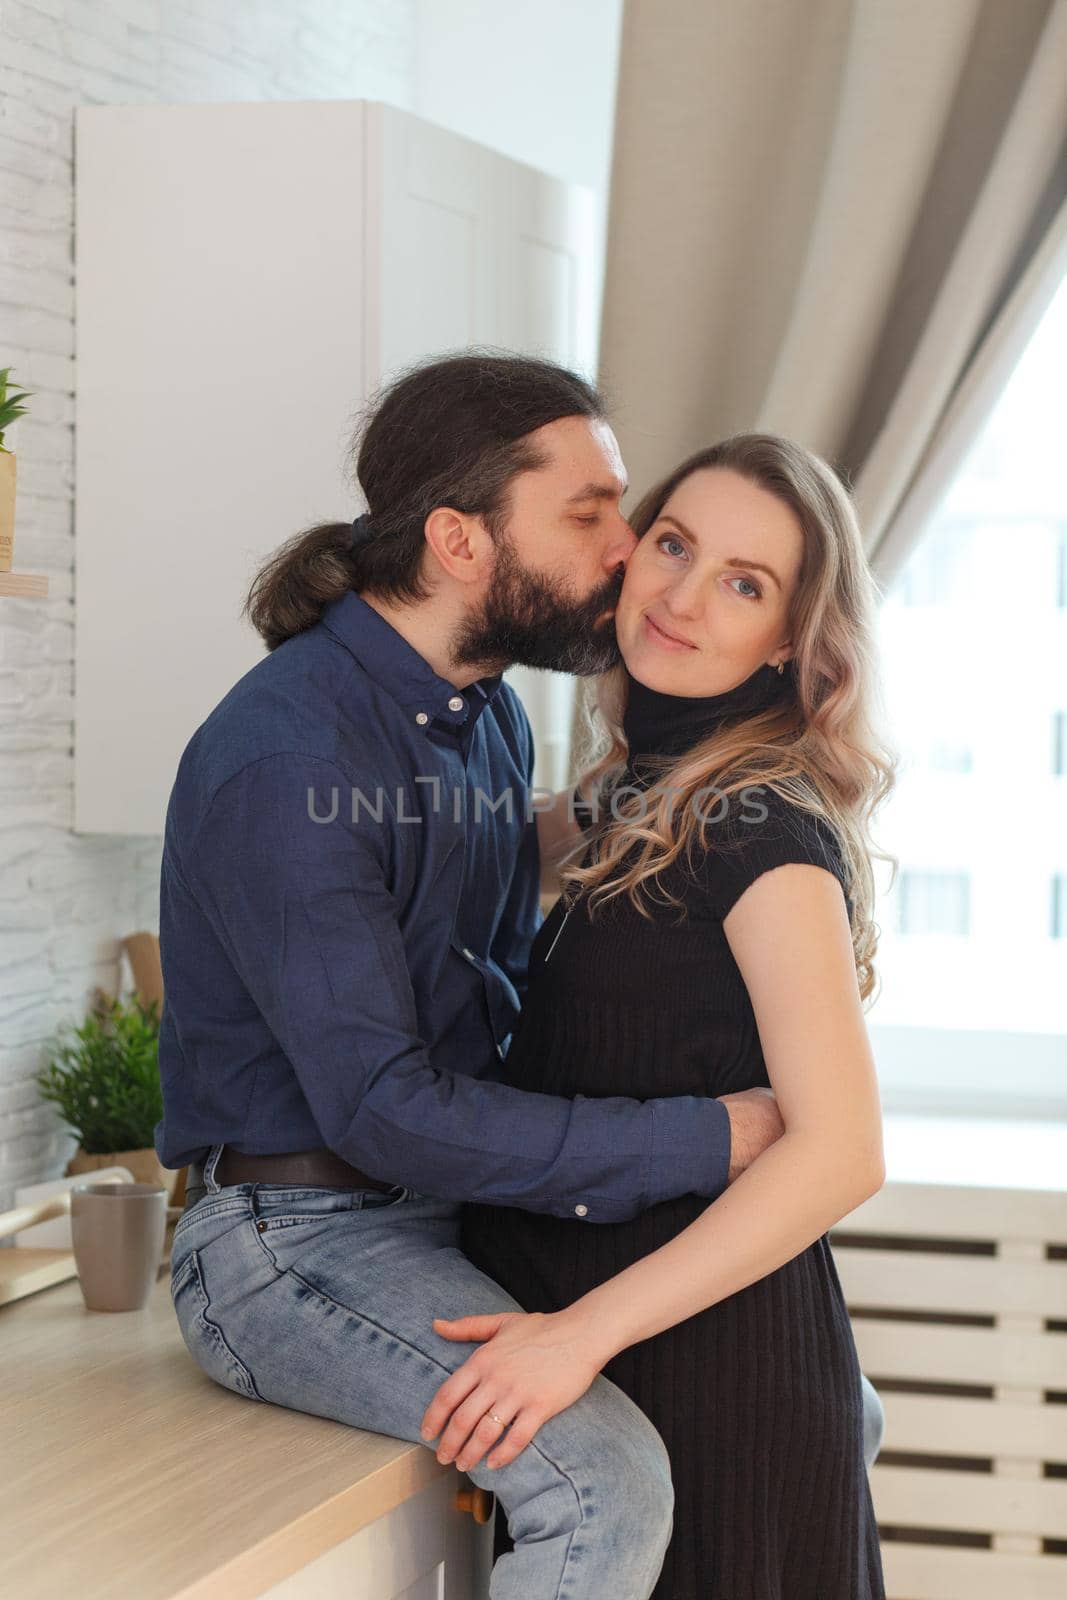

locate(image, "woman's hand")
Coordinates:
420 1307 606 1473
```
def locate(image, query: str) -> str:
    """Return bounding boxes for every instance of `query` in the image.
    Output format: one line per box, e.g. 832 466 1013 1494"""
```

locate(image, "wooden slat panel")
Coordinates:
880 1390 1067 1461
835 1183 1067 1244
835 1245 1067 1317
855 1319 1067 1388
870 1463 1067 1539
840 1179 1067 1594
883 1542 1067 1600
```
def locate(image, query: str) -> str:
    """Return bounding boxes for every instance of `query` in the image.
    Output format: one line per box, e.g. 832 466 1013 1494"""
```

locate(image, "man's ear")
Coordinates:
423 507 491 584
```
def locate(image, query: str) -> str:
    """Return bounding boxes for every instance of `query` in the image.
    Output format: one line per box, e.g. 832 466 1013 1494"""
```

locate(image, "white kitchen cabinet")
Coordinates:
261 1472 493 1600
74 100 596 834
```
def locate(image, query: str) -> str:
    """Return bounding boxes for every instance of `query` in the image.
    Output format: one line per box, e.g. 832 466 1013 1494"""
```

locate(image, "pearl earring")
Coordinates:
775 660 785 675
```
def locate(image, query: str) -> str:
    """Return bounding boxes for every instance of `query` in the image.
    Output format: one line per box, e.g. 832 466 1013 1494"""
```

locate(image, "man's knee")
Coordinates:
628 1437 674 1542
860 1373 884 1468
595 1384 674 1536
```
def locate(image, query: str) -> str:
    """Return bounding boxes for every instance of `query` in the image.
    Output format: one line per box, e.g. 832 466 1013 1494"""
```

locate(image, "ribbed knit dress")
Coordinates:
461 660 885 1600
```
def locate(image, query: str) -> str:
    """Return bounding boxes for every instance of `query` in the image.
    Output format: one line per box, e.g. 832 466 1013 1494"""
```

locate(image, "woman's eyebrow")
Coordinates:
657 514 782 589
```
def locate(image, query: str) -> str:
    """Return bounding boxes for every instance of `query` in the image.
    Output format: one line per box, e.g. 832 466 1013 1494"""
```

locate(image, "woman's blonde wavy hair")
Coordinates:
562 433 899 1006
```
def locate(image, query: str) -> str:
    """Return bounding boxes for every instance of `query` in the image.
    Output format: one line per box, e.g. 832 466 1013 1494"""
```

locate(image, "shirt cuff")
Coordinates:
647 1095 732 1205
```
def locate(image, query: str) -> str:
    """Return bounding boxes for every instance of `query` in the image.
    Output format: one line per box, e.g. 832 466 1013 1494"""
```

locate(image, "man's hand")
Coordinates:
718 1086 785 1183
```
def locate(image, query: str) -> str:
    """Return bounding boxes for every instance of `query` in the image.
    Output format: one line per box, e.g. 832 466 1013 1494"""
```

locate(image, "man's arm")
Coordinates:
719 1087 786 1181
186 754 755 1223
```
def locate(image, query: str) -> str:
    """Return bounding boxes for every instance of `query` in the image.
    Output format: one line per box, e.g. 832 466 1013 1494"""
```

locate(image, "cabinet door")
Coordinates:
368 103 597 385
368 104 500 386
490 149 598 376
260 1472 492 1600
74 101 369 834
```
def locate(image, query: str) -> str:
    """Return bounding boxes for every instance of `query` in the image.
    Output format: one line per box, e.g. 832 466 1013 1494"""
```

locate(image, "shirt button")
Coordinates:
415 712 429 726
448 695 464 711
574 1204 588 1217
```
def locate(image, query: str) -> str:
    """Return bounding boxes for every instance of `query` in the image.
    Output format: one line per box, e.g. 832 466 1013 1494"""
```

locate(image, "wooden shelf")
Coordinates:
0 570 48 597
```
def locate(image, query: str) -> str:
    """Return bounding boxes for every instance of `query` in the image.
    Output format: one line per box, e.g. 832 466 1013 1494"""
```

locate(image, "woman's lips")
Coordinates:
643 612 696 650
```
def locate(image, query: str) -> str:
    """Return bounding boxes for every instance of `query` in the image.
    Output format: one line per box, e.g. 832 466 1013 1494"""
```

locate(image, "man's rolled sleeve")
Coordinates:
648 1095 731 1208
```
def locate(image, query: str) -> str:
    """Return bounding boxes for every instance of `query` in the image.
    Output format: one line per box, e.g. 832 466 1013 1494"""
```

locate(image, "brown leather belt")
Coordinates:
186 1145 397 1199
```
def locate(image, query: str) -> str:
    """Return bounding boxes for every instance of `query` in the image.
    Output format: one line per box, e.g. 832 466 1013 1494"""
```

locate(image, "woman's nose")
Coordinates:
663 573 706 619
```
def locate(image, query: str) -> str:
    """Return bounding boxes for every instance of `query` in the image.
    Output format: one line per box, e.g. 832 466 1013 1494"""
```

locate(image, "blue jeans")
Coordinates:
169 1144 675 1600
171 1145 886 1598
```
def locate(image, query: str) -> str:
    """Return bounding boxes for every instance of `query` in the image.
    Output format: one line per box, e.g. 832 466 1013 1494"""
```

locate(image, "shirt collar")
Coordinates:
320 589 504 734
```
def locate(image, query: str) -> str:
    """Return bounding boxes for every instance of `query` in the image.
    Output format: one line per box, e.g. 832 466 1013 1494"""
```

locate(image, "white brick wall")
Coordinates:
0 0 417 1209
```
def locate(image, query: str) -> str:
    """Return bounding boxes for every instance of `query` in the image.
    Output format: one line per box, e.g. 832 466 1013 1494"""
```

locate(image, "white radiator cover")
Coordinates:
833 1178 1067 1599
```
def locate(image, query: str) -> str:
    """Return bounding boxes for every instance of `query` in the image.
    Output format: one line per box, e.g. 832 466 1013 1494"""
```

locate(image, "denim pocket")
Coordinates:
170 1248 265 1403
362 1184 415 1208
252 1183 412 1230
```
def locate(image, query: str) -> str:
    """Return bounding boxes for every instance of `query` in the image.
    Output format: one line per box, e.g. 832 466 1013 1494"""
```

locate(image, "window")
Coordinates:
897 527 966 607
1053 710 1067 777
869 270 1067 1115
1053 875 1067 941
927 737 973 774
896 871 970 936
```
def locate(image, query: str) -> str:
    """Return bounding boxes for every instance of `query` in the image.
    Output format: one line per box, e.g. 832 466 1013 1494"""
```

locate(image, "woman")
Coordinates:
421 434 897 1599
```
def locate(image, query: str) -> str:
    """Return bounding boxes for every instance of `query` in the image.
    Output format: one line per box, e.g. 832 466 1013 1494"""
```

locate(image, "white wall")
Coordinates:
413 0 622 193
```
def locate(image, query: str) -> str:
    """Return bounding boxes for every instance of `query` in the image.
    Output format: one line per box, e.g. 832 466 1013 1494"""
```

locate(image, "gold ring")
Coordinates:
487 1411 505 1426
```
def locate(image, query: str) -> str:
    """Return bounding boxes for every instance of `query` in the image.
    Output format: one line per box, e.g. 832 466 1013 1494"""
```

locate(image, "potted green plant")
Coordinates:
35 993 178 1199
0 366 32 574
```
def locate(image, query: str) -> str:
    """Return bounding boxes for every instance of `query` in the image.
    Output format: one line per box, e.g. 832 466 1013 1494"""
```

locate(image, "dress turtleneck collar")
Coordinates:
622 660 794 762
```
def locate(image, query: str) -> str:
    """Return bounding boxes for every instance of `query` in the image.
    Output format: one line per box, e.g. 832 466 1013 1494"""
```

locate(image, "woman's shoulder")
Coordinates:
696 784 851 921
720 783 844 857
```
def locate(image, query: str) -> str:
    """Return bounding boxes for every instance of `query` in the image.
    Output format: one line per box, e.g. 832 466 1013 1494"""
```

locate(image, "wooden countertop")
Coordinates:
6 1115 1062 1598
1 1250 452 1600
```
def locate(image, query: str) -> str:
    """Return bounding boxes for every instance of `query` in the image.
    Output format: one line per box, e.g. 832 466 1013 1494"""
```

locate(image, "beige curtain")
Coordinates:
568 0 1067 778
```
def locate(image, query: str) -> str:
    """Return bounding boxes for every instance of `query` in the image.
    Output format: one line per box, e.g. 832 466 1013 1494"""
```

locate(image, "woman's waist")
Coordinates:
500 1039 768 1101
461 1190 716 1266
462 1201 839 1298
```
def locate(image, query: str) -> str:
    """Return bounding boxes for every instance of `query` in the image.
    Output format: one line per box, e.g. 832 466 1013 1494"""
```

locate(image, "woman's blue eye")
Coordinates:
655 535 762 599
730 576 762 599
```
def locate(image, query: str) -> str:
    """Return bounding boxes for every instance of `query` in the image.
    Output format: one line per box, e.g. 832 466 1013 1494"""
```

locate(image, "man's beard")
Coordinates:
451 533 625 676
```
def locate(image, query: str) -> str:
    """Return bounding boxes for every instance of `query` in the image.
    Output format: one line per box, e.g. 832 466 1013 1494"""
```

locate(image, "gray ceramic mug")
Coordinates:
71 1180 168 1311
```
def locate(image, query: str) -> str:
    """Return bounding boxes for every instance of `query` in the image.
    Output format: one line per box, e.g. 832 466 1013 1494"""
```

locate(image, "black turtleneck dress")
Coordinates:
461 662 885 1600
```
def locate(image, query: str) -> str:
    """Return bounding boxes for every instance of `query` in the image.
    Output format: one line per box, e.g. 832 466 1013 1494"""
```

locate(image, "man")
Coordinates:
158 353 881 1600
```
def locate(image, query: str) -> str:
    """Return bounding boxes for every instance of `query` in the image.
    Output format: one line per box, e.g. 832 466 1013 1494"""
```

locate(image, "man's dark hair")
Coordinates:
245 349 607 650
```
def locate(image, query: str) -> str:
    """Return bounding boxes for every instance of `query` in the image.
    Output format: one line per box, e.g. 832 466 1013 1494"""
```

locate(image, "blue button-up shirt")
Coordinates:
155 589 731 1221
